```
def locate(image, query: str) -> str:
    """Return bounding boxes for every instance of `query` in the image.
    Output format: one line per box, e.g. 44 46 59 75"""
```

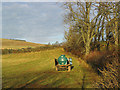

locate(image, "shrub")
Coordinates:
63 46 85 58
84 51 114 72
93 51 119 88
8 49 13 54
1 45 59 55
17 49 23 53
2 49 9 54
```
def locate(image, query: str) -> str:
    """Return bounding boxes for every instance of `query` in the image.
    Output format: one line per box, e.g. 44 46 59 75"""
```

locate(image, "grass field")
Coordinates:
1 39 45 49
2 48 99 88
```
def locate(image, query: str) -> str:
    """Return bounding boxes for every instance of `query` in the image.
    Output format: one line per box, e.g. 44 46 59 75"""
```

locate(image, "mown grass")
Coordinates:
1 38 45 49
2 48 99 88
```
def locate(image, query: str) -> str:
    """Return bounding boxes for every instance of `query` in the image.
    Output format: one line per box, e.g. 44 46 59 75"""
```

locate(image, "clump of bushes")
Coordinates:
93 51 119 88
84 51 114 72
84 50 119 88
63 44 85 58
1 45 59 55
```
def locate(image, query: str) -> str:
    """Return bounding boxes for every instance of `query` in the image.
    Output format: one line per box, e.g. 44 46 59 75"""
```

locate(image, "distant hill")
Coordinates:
0 38 46 49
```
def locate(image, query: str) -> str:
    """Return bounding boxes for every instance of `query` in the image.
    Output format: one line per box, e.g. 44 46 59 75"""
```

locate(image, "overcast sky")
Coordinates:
2 2 66 44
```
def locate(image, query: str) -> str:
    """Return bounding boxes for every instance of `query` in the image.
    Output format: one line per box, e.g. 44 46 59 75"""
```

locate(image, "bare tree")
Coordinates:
64 2 104 55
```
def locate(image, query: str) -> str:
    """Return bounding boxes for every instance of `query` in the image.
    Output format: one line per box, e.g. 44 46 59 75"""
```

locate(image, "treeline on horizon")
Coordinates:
62 2 119 88
9 38 26 42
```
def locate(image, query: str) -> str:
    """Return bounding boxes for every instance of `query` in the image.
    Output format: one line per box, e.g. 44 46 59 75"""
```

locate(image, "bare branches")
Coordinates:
63 2 119 54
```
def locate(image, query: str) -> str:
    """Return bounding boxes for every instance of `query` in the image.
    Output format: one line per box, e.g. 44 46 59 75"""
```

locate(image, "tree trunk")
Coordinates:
85 42 90 55
97 43 100 51
106 41 109 51
114 20 118 51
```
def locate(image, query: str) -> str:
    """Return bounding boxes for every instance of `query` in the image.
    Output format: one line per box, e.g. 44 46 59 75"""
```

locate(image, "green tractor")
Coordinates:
55 55 72 71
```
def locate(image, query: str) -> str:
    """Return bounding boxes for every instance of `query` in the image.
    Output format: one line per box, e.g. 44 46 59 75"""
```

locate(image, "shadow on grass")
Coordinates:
57 65 74 71
18 70 58 88
71 66 74 70
82 74 86 90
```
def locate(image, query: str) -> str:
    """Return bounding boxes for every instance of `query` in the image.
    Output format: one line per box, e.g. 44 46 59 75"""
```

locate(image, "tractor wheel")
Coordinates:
56 66 58 71
68 66 71 71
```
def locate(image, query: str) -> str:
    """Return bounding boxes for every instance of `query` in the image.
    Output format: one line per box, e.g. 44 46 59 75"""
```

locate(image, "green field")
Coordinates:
1 39 45 49
2 47 99 88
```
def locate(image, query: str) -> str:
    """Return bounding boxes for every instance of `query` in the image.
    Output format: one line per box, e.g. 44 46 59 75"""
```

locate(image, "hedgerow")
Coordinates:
1 45 59 55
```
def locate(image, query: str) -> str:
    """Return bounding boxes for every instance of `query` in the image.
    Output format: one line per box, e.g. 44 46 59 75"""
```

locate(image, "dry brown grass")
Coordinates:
1 38 45 49
84 50 112 71
93 51 119 88
84 50 119 88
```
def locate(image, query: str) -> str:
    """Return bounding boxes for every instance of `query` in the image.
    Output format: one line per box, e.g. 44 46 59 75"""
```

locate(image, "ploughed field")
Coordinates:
2 48 99 88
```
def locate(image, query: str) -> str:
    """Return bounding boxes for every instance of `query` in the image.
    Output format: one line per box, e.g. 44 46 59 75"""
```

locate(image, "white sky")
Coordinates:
2 2 66 44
